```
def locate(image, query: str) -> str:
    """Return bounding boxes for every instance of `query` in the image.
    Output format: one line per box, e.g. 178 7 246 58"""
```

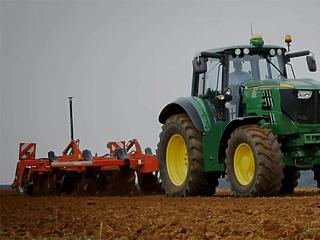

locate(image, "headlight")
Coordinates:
297 90 312 99
235 49 241 56
277 49 282 55
243 48 250 55
269 49 276 56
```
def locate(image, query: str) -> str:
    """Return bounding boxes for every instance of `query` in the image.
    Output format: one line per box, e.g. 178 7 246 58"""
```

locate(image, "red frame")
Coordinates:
12 139 158 188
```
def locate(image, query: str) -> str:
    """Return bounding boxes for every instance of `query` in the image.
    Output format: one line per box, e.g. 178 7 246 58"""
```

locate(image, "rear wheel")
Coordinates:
158 114 219 196
226 125 283 196
279 167 300 194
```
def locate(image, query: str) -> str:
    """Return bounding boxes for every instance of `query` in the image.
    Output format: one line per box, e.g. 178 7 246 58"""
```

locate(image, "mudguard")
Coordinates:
159 97 206 132
218 116 266 163
159 97 225 172
221 116 266 144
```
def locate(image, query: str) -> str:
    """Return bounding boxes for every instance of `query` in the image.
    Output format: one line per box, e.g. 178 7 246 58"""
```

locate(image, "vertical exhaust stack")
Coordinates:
68 97 74 141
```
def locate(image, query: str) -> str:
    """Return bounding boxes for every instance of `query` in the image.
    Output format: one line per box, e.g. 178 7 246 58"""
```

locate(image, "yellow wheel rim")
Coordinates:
234 143 255 185
166 134 189 186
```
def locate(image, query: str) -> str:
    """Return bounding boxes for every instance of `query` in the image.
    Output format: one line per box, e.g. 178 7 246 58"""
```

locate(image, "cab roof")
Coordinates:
204 45 286 54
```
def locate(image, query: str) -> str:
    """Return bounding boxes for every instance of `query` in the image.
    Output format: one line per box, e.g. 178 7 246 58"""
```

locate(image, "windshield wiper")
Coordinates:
264 57 286 78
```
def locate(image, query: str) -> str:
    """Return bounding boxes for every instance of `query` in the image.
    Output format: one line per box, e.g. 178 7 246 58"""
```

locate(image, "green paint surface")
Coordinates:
184 97 225 172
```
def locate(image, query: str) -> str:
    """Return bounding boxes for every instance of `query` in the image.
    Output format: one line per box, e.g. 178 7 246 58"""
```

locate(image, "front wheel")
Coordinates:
158 114 219 197
226 125 283 196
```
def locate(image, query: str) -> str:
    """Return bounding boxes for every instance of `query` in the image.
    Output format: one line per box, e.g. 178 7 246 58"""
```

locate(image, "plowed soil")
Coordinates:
1 189 319 240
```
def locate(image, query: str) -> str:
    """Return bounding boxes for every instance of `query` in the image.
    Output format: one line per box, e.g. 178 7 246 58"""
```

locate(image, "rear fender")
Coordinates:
159 97 214 132
159 97 226 172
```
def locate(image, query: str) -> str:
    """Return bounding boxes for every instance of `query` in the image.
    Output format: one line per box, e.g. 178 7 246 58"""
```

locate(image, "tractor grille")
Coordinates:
280 89 320 124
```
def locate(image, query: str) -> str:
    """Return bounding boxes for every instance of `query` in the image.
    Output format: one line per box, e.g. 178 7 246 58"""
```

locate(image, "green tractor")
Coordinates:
158 35 320 196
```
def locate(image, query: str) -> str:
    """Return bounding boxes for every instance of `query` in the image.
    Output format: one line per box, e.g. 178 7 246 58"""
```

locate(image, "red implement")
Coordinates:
12 139 159 195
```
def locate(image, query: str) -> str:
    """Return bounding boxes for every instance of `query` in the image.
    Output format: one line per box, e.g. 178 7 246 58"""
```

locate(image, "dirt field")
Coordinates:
1 189 319 240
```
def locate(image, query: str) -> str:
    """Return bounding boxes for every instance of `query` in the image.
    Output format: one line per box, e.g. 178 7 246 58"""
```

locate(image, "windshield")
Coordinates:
228 53 286 86
227 53 286 120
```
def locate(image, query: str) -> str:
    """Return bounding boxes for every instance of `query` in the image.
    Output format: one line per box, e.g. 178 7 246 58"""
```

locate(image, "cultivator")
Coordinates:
12 98 161 196
12 139 160 196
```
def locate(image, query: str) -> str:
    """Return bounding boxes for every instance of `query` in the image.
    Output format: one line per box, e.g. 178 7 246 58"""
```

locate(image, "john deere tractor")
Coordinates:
158 35 320 196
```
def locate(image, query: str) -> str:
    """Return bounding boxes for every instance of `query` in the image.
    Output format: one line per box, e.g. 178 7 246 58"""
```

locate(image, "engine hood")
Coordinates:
245 78 320 90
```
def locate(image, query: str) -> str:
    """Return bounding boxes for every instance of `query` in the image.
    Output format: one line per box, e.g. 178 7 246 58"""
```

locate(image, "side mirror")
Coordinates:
192 57 207 74
306 55 317 72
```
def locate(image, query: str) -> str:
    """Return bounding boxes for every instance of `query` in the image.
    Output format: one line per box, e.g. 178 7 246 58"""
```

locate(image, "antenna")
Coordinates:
250 24 253 36
68 97 74 140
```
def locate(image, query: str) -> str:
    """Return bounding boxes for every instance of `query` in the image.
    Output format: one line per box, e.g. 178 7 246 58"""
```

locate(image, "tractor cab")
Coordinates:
192 35 317 120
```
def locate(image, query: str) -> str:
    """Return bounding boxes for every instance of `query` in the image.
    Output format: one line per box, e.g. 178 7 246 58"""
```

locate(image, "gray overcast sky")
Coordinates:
0 0 319 184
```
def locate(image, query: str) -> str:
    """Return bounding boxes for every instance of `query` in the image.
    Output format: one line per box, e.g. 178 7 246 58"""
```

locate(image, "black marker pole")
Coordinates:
68 97 74 140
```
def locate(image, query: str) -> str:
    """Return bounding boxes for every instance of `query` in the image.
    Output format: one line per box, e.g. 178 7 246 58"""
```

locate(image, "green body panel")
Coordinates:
243 79 320 169
190 97 213 131
202 122 226 172
185 97 225 171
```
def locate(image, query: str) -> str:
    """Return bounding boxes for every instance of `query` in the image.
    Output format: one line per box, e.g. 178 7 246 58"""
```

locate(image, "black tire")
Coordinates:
226 124 283 196
279 167 300 194
158 113 219 197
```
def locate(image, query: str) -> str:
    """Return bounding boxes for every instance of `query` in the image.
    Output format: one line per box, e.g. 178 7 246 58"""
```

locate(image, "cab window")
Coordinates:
198 58 222 95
